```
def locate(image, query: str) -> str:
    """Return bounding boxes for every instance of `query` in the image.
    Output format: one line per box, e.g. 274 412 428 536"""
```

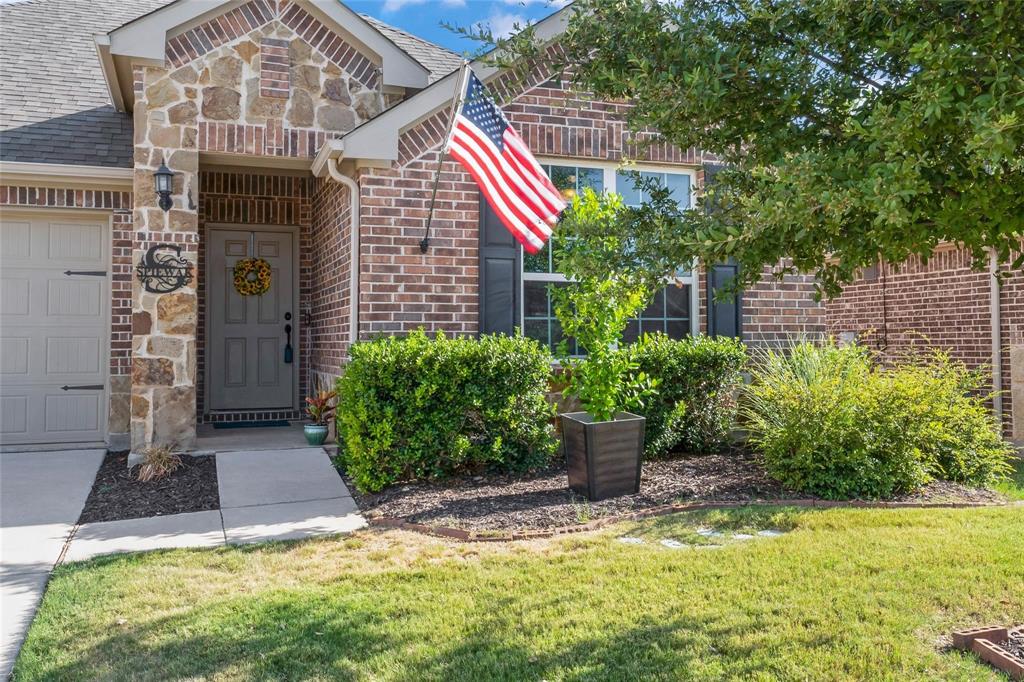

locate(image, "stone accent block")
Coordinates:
323 78 350 104
156 292 197 335
316 104 355 132
210 56 242 87
202 87 241 120
132 358 175 386
145 79 179 109
168 101 198 125
151 386 197 451
286 89 314 128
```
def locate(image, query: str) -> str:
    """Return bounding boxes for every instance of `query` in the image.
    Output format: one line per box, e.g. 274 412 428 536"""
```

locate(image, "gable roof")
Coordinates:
0 0 462 169
0 0 172 168
361 16 463 83
314 3 573 173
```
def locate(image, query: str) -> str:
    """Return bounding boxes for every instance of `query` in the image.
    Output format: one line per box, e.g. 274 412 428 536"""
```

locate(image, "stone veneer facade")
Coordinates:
128 0 382 451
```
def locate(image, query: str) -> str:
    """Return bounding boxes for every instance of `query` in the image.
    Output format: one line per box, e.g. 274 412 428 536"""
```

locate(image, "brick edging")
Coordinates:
366 498 1017 543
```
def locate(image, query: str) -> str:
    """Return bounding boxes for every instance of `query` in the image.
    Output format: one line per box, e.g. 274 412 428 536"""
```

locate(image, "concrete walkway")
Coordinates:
1 445 364 677
64 447 364 560
0 449 104 679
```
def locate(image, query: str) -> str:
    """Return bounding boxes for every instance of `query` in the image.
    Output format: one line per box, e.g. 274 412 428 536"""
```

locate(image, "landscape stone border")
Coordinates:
952 625 1024 680
367 498 1020 543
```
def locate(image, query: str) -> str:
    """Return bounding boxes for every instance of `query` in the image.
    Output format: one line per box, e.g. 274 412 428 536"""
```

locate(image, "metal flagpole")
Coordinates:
419 60 471 254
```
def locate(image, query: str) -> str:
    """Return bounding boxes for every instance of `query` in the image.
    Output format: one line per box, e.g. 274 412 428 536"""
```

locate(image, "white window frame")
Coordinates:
521 159 701 343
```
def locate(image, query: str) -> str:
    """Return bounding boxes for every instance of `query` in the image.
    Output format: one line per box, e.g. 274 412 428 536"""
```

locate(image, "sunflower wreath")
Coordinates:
233 257 272 296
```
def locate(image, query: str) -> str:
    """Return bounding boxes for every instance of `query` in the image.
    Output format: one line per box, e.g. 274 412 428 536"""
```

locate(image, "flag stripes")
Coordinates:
444 69 566 254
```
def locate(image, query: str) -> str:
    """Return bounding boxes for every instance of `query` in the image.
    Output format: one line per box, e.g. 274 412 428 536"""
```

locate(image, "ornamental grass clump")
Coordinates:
134 446 182 483
743 341 1014 499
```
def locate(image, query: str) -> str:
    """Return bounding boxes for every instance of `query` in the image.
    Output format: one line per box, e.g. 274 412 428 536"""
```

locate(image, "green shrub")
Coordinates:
743 341 1014 499
624 333 747 457
336 331 557 492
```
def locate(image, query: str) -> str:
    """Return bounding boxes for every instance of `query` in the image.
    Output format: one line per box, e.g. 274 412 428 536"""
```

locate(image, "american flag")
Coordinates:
445 70 567 254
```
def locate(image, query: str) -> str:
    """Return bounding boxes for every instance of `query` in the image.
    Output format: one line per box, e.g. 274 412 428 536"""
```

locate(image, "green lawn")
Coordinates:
15 506 1024 681
994 455 1024 500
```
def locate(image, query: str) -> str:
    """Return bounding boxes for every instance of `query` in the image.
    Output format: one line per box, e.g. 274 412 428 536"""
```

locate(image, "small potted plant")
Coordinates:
304 390 336 446
551 189 660 500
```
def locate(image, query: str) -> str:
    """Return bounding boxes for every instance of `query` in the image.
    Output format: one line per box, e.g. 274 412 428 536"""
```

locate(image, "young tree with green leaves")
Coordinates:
468 0 1024 297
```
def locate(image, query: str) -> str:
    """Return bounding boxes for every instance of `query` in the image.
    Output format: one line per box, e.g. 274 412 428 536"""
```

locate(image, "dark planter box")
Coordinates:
561 411 645 501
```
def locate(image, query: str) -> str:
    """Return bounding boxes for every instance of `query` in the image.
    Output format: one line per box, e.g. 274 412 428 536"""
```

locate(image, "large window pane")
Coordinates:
524 318 549 348
642 289 665 318
666 173 691 206
616 170 691 209
665 284 689 317
577 167 604 193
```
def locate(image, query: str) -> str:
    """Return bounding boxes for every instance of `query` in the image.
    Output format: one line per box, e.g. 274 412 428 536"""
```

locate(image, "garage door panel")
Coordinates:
0 276 31 316
48 222 105 262
45 393 101 432
1 213 108 445
1 386 104 444
47 337 102 375
0 396 29 436
1 220 31 258
47 278 104 317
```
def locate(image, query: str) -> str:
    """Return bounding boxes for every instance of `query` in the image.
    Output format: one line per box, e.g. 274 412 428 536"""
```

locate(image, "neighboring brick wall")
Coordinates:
741 266 825 347
308 176 353 381
196 170 312 422
825 245 1023 435
356 153 481 338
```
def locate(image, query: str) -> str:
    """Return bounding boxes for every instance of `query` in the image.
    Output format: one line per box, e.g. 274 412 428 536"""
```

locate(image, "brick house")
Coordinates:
1 0 1019 452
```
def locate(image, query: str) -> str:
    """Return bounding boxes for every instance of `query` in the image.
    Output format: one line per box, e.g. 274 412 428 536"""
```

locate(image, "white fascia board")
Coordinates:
0 162 133 189
311 139 344 178
336 3 574 164
93 35 126 113
103 0 428 88
108 0 243 62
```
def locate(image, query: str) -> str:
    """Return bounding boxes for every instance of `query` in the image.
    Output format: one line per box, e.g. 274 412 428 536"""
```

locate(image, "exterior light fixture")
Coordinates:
153 161 174 211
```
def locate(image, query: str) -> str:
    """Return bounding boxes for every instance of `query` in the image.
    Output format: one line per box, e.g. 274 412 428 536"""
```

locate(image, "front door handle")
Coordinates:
284 323 293 364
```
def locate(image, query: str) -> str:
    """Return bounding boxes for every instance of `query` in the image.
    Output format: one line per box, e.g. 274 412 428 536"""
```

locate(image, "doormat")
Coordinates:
212 420 291 429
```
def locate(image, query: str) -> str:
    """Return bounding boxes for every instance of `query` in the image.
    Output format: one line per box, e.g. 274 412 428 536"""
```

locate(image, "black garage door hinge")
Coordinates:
63 270 107 277
60 385 104 391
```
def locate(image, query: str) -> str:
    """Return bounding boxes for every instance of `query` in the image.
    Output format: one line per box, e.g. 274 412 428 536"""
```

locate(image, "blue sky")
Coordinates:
346 0 570 55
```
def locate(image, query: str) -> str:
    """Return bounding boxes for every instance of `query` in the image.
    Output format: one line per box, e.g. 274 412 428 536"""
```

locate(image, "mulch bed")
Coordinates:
78 451 220 524
1004 630 1024 663
345 450 1008 532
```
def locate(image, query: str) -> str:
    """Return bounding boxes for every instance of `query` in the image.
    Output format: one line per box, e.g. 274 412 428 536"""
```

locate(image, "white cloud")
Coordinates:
500 0 571 8
484 11 530 39
382 0 465 12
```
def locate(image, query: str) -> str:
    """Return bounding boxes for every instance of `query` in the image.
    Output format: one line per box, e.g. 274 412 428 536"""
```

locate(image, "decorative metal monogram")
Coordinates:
136 244 193 294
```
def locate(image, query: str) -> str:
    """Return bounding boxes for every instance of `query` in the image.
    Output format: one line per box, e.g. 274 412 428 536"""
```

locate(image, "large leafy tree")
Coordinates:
476 0 1024 296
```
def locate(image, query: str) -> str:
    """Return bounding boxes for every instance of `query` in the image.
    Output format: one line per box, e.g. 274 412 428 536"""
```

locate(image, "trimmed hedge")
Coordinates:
743 342 1014 499
625 333 748 457
336 331 557 493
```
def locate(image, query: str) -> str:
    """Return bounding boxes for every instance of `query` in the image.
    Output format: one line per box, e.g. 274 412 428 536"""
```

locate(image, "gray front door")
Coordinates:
208 229 295 411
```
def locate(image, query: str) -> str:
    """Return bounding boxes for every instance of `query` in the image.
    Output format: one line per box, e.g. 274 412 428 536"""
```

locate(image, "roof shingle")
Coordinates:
0 0 463 168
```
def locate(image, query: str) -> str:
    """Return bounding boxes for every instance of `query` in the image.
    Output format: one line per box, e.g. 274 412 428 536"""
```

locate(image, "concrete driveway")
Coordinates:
0 449 103 678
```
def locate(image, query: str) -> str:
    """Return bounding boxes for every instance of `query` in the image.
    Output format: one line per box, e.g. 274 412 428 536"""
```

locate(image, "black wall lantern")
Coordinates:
153 161 174 212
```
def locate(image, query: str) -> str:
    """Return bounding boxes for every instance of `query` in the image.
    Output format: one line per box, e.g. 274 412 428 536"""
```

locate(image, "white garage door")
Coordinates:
1 212 110 446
